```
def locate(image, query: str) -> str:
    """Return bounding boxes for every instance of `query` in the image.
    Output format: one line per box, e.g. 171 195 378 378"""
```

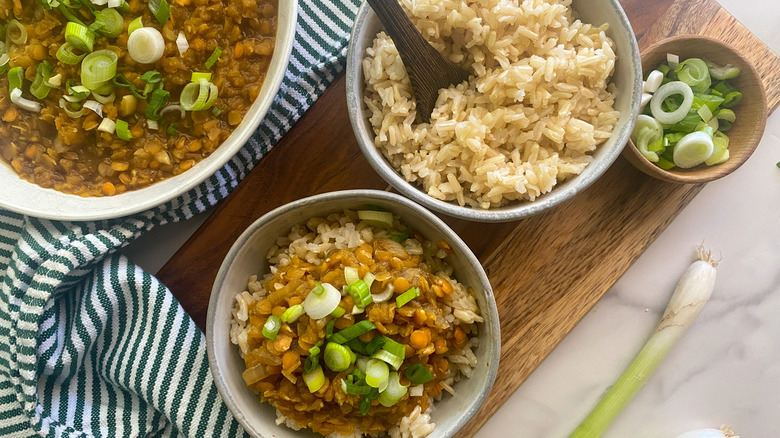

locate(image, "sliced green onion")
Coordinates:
389 229 409 243
205 46 222 69
128 17 143 35
191 72 212 82
302 365 325 393
704 59 740 80
715 109 735 131
67 82 91 101
145 88 169 121
378 372 408 407
650 81 694 125
90 8 124 38
97 118 116 134
46 73 63 88
371 336 404 370
405 363 434 385
65 22 94 52
10 88 42 113
56 42 86 65
325 319 336 338
115 119 132 140
347 280 373 309
304 341 323 373
324 342 355 372
30 61 54 99
59 97 85 117
303 282 341 319
8 66 24 93
643 70 664 94
262 315 281 340
330 306 345 318
180 78 218 111
342 378 373 395
344 266 360 286
0 54 9 75
176 32 189 55
674 58 711 93
359 388 380 415
365 335 387 356
667 112 701 133
673 131 714 169
92 89 115 104
395 287 420 308
310 282 325 296
281 304 304 323
721 91 742 109
345 338 369 356
691 94 724 114
696 105 713 123
81 50 118 91
148 0 170 25
57 4 85 26
211 106 223 117
704 132 730 166
127 27 165 64
329 320 376 345
166 123 176 135
365 358 389 389
370 283 394 304
357 210 394 228
6 20 27 45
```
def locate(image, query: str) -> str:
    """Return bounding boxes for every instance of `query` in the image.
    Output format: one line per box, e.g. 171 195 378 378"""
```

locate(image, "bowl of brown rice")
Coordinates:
347 0 642 222
207 189 500 438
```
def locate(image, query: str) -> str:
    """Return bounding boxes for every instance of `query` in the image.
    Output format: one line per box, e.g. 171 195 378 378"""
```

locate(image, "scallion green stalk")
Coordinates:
569 247 718 438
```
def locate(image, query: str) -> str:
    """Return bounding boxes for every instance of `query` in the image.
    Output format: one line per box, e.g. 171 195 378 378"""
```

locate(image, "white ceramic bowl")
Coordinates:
0 2 297 221
207 189 501 438
346 0 642 223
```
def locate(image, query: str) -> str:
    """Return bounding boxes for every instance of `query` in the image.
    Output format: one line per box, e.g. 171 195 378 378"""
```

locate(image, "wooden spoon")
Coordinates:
366 0 470 123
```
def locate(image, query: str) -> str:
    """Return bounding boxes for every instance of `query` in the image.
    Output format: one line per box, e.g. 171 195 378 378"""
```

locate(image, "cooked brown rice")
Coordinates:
362 0 620 209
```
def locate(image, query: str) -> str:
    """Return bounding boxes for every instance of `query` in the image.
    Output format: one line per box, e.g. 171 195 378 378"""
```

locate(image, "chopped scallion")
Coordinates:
128 17 143 35
365 359 389 389
56 42 86 65
281 304 304 323
145 88 169 121
64 21 95 52
330 306 345 318
324 342 355 372
395 287 420 308
261 315 281 340
80 50 118 92
344 266 360 286
115 119 132 140
371 336 404 370
148 0 170 26
404 363 434 385
357 210 394 228
347 280 372 309
329 320 376 345
191 72 212 82
205 46 222 69
8 66 24 93
302 365 325 393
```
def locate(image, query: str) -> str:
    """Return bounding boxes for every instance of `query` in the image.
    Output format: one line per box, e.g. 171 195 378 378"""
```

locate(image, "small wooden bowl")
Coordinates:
623 35 767 184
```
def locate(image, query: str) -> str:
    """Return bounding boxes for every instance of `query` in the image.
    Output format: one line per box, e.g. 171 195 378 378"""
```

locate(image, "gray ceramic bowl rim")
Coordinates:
0 2 297 221
206 189 500 438
346 0 642 223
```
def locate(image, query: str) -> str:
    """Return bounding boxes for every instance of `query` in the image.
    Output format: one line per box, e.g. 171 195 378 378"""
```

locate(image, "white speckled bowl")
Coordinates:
346 0 642 223
0 1 297 221
207 189 500 438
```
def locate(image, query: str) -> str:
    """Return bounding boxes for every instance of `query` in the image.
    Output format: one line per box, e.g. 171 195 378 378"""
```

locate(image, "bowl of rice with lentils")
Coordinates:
347 0 642 222
207 189 500 438
0 0 296 220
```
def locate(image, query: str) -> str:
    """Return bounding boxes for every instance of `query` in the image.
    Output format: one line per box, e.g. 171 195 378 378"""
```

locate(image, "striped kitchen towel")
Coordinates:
0 1 361 436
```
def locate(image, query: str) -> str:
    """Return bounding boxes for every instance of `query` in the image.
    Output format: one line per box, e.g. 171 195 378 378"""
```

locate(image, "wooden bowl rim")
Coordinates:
624 34 768 184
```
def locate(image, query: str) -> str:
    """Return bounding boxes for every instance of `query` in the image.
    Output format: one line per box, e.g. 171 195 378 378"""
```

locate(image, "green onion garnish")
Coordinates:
261 315 281 340
80 50 118 92
281 304 304 323
205 46 222 69
345 338 369 356
304 341 323 373
344 266 360 286
302 365 325 393
166 123 176 136
357 210 394 228
90 8 124 38
324 342 355 372
325 319 336 338
145 88 169 121
347 280 372 309
191 72 212 82
389 229 409 243
30 61 54 99
179 78 218 111
0 54 9 75
56 42 86 65
377 372 408 407
6 20 27 45
128 16 143 35
330 306 345 318
329 320 376 345
365 358 389 389
211 106 223 117
311 282 325 296
395 287 420 308
371 336 404 370
673 58 711 94
358 388 380 415
148 0 170 26
365 335 387 356
342 379 373 395
64 22 95 52
115 119 132 141
404 363 434 385
8 66 24 93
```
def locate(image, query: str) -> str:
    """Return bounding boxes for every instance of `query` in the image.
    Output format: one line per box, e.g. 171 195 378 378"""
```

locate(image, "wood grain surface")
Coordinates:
156 0 780 435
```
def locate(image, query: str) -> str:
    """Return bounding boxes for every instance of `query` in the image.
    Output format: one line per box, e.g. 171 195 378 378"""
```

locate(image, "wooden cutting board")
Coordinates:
156 0 780 435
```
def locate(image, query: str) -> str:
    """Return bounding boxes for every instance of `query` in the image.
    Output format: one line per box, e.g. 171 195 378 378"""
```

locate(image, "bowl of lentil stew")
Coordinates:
207 190 500 438
0 0 296 220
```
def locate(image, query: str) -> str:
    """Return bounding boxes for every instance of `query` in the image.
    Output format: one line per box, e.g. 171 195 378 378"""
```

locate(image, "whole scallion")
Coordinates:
570 246 719 438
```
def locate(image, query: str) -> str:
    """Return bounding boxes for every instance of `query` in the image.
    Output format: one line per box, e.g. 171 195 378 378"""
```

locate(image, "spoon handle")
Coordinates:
365 0 431 57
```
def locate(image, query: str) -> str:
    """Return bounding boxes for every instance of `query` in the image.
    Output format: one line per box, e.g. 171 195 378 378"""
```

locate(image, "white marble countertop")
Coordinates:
123 1 780 436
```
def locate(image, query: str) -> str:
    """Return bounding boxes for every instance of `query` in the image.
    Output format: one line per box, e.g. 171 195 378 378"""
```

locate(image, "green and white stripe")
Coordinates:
0 1 361 436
